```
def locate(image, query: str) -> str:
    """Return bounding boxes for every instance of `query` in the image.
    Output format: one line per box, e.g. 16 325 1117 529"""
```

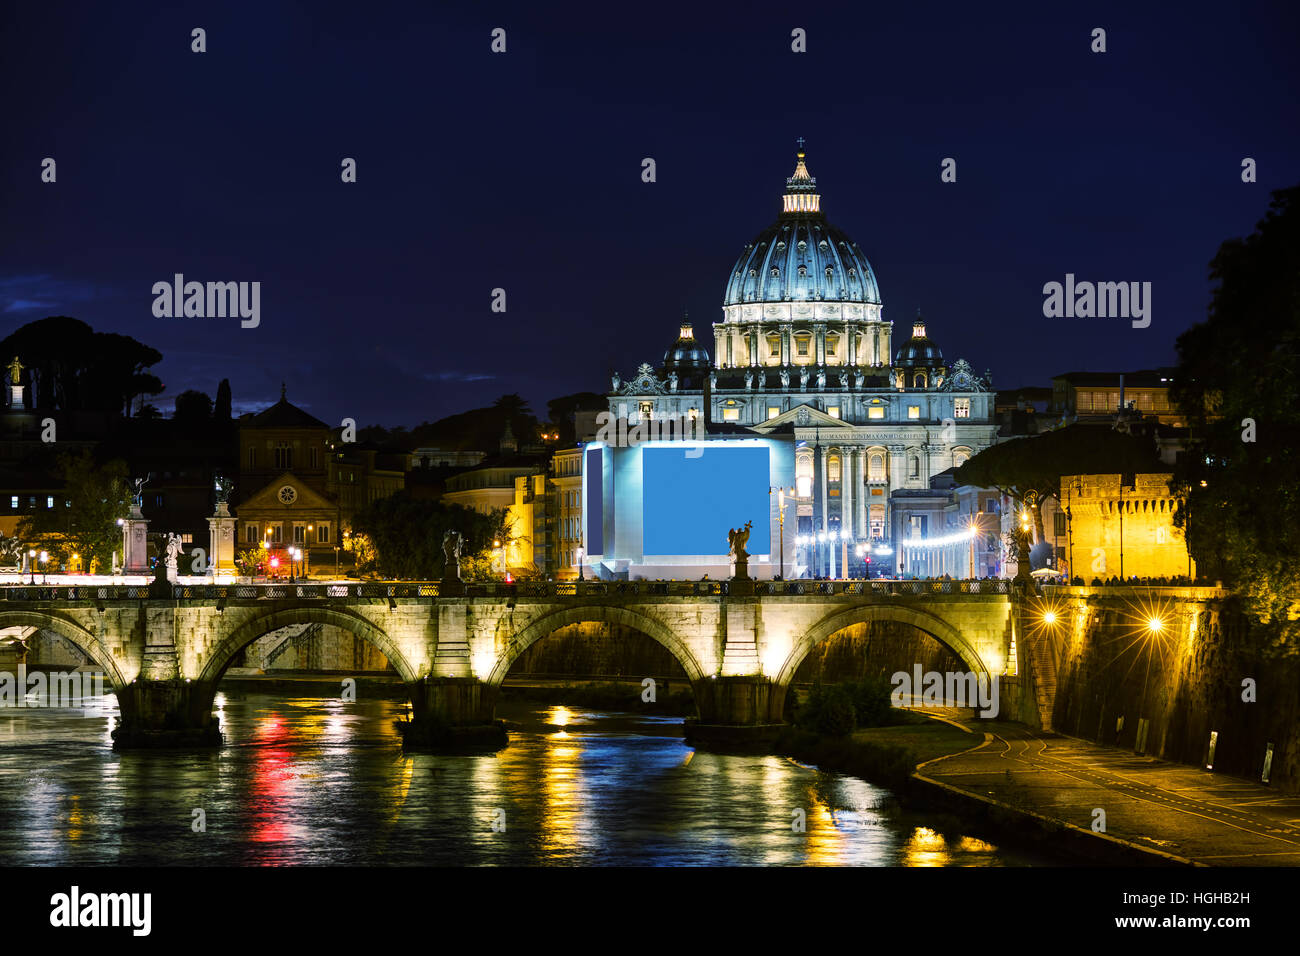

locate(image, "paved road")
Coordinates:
918 722 1300 866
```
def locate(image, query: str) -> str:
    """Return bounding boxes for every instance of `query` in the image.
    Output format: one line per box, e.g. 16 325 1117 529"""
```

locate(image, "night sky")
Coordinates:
3 1 1298 428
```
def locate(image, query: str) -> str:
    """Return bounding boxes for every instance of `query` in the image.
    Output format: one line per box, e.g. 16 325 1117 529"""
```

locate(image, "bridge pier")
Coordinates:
686 676 784 747
112 679 223 749
400 677 506 751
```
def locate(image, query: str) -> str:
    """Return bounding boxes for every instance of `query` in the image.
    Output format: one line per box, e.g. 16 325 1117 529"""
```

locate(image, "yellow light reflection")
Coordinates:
902 826 952 867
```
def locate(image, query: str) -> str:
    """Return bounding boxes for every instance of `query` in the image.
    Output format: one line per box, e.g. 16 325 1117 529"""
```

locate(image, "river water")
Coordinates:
0 692 1052 866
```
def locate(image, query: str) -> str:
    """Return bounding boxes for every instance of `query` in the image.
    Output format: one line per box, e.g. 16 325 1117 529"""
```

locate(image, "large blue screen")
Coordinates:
642 445 770 555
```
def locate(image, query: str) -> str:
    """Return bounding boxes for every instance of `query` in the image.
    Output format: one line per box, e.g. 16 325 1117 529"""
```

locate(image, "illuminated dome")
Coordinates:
663 316 710 372
723 152 882 307
894 311 944 367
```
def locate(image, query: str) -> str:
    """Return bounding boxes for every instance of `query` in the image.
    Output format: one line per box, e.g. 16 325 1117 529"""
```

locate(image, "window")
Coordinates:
268 524 282 543
310 446 320 468
275 442 292 470
828 456 841 481
293 525 306 544
868 406 885 420
953 447 971 466
46 495 54 508
909 455 920 478
869 453 885 481
955 398 971 418
825 336 837 357
796 335 810 356
181 533 193 544
247 525 259 543
638 401 653 419
828 406 840 419
248 447 256 469
768 335 781 357
768 406 780 420
722 407 740 421
908 405 920 419
913 372 927 388
9 496 16 509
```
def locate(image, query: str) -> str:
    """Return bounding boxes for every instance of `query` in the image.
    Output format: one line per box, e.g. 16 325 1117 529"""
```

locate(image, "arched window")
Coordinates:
913 372 927 388
869 453 885 481
828 455 841 482
953 447 972 467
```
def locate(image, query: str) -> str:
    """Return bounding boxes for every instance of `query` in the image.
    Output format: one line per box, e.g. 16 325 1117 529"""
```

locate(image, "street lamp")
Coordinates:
576 546 584 581
771 486 792 581
28 549 35 585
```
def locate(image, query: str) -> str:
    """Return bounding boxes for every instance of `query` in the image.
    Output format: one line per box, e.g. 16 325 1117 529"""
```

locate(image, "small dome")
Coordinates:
663 316 711 374
894 310 944 367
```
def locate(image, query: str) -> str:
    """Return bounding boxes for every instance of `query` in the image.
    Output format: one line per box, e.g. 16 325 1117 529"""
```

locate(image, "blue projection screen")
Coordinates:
642 445 770 555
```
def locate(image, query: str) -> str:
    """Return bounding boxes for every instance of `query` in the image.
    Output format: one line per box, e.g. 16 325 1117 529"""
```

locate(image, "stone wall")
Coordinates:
1050 598 1300 791
791 620 964 682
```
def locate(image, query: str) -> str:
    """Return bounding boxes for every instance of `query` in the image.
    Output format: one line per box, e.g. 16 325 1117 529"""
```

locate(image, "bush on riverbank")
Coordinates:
790 677 899 736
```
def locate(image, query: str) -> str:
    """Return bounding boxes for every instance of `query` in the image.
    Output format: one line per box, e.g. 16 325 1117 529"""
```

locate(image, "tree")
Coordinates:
173 389 213 424
17 451 130 573
0 318 164 415
214 379 233 421
350 492 505 579
1170 185 1300 654
955 425 1161 543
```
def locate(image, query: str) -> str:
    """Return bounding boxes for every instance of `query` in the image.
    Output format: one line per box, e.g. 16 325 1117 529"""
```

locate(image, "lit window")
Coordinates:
722 407 740 422
768 407 780 420
639 401 653 419
826 336 837 356
46 496 54 508
181 533 193 544
796 336 810 356
868 406 885 420
9 496 16 509
955 398 971 418
768 335 781 357
908 405 920 419
829 456 841 481
828 406 840 419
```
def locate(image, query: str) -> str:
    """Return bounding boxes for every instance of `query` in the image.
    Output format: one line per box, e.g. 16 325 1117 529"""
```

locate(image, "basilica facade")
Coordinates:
608 151 999 577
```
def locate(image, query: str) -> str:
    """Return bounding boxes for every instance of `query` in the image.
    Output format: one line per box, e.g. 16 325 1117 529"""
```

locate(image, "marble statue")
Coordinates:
779 368 790 389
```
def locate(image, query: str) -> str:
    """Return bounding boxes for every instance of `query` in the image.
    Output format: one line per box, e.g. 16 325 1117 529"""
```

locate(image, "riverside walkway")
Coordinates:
915 721 1300 866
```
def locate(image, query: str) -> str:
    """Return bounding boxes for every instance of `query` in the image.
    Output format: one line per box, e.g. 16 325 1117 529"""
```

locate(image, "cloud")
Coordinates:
0 274 100 315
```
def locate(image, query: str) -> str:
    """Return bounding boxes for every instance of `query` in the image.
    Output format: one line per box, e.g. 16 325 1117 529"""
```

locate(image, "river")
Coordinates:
0 692 1053 866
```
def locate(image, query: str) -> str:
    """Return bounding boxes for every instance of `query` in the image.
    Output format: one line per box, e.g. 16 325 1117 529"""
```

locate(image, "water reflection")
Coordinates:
0 695 1049 866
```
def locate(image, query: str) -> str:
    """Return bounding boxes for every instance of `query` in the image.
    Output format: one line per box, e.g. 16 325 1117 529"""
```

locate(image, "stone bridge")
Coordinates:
0 579 1019 747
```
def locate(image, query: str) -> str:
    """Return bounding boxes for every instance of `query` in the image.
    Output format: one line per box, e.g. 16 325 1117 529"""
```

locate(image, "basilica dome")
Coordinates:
894 312 944 367
723 152 882 307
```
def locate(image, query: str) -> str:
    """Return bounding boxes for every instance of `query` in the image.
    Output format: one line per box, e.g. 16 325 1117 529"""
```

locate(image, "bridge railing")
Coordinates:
0 578 1011 601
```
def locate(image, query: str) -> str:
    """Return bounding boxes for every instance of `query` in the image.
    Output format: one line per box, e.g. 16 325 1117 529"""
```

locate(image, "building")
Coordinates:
890 469 1002 579
1051 369 1185 427
1059 472 1195 581
604 150 1001 579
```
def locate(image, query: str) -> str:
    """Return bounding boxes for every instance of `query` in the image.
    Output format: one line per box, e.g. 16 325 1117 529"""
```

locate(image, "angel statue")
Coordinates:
214 474 233 504
441 530 463 582
779 368 790 389
839 370 849 390
854 368 865 389
727 520 753 560
799 367 810 390
744 369 754 390
132 476 148 509
816 367 827 390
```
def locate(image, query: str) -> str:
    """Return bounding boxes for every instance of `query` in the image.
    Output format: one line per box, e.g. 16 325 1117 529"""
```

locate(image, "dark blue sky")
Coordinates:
3 1 1297 427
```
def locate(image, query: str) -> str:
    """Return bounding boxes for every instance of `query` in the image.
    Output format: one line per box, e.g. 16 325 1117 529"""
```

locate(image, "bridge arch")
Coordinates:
484 604 708 688
773 603 993 692
197 603 419 686
0 609 129 690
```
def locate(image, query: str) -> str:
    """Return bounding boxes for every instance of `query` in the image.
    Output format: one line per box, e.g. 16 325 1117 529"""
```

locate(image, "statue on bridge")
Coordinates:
163 533 183 584
213 473 233 505
441 530 464 594
728 520 754 592
131 476 148 510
